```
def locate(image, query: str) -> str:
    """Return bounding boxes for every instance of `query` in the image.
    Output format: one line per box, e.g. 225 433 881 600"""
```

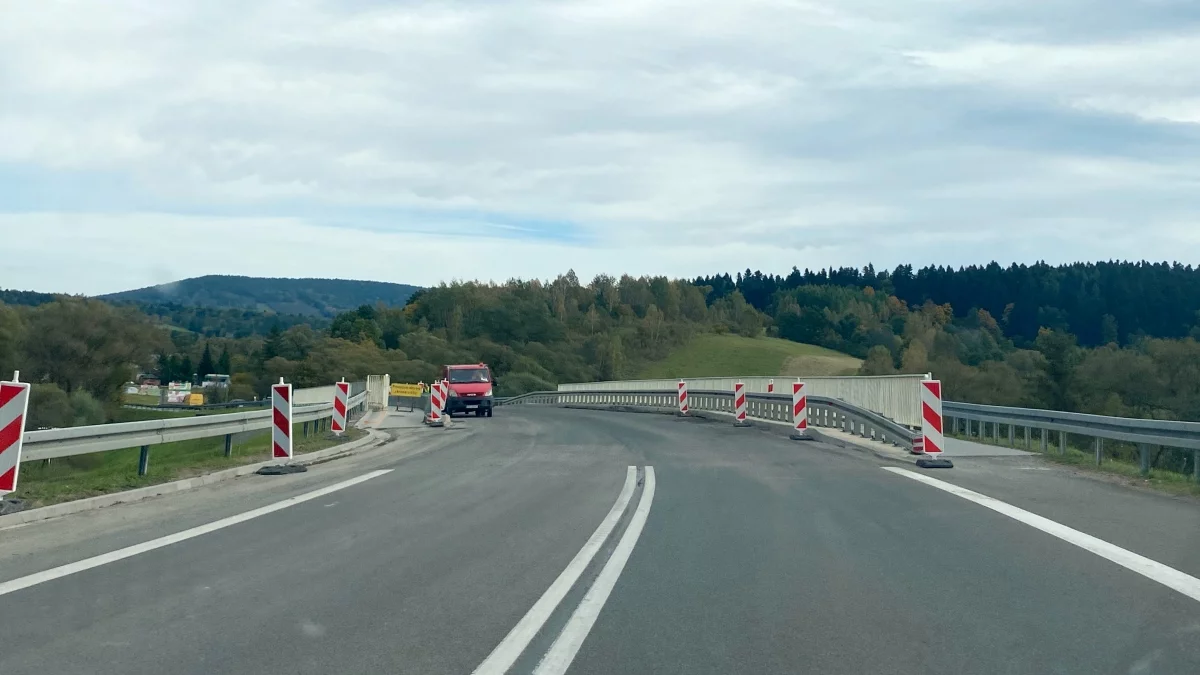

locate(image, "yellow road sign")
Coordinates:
391 383 424 398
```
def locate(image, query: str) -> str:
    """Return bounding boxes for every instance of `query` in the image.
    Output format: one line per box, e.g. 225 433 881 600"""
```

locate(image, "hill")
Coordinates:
639 334 862 379
0 289 58 307
102 275 420 318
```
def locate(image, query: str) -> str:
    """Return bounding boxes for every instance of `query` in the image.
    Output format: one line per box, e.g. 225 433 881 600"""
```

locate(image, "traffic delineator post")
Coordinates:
789 381 809 440
0 371 32 495
915 379 953 468
427 380 445 427
677 380 689 416
910 436 925 454
733 381 751 427
332 379 350 435
768 379 775 394
271 378 293 460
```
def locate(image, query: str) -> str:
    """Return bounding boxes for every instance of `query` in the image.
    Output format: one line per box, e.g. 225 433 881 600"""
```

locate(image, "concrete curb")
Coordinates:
1 428 390 528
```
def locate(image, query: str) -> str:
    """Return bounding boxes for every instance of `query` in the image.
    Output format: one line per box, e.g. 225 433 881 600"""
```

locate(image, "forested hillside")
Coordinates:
697 262 1200 421
102 275 419 318
697 261 1200 347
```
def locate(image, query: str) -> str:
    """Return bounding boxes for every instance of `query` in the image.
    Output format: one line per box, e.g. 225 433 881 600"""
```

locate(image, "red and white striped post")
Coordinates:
733 381 751 427
915 379 952 467
272 378 293 460
0 371 31 495
332 379 350 435
428 380 445 426
910 436 925 454
677 380 689 415
768 379 775 394
789 381 808 440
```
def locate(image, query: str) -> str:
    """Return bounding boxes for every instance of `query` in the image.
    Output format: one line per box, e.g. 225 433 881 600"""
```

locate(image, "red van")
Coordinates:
441 363 494 417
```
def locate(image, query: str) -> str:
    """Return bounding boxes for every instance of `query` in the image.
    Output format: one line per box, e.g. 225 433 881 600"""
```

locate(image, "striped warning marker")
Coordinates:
921 380 944 456
272 379 293 459
790 381 807 440
332 380 350 435
733 381 749 426
0 373 31 495
677 380 689 415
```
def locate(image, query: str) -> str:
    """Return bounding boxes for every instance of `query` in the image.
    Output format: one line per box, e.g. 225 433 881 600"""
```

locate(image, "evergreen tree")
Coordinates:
217 348 232 375
197 343 216 378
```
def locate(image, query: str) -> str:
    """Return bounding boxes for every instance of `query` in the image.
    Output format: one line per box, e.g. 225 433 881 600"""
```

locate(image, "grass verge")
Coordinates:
640 333 861 379
11 424 368 508
949 430 1200 498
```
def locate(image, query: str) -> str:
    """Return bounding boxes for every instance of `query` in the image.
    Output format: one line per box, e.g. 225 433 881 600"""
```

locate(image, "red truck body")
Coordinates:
441 363 494 417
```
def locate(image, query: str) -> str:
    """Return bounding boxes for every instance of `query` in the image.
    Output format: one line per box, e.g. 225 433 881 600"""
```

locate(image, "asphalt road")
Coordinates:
2 406 1199 674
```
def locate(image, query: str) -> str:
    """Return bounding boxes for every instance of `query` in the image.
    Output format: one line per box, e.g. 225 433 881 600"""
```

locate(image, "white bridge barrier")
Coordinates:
558 374 930 428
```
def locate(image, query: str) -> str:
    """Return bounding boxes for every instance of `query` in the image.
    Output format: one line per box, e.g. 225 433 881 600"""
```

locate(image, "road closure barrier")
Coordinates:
272 379 294 460
0 372 31 494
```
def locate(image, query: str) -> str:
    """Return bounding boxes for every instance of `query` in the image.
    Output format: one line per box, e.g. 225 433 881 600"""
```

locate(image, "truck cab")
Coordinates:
441 363 494 417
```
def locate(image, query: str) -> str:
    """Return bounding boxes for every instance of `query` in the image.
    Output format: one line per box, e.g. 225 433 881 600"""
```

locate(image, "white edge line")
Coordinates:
881 466 1200 604
470 466 639 675
533 466 656 675
0 469 394 598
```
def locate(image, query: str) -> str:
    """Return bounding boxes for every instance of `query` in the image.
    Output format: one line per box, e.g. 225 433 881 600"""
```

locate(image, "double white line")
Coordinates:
472 465 656 675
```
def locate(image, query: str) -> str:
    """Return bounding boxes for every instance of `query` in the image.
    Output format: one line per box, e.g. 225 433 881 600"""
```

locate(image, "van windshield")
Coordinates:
448 368 490 383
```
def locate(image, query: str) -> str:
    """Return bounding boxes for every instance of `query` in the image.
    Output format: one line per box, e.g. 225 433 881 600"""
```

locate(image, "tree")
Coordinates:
1034 328 1081 410
22 299 163 398
330 306 384 346
1100 314 1119 345
217 348 232 375
900 341 928 374
0 302 23 378
261 325 284 363
197 343 216 378
859 346 896 375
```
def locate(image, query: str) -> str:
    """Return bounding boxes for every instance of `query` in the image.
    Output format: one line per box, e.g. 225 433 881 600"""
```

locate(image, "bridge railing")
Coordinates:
501 388 919 450
945 401 1200 480
557 374 930 427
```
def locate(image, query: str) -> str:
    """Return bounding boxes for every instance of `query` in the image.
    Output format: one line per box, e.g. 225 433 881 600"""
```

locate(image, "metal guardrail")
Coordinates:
500 388 918 449
556 374 930 428
945 401 1200 480
23 392 369 463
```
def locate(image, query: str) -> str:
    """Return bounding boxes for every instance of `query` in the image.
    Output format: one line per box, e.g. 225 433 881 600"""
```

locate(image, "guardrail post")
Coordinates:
1194 449 1199 484
224 433 233 458
1094 437 1102 466
1059 431 1066 455
138 445 151 476
1008 424 1014 446
1139 443 1150 477
1039 428 1047 453
1024 426 1031 450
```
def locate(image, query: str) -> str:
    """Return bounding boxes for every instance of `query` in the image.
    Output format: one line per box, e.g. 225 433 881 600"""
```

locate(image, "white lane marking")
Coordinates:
882 467 1200 604
471 466 638 675
0 469 393 598
534 466 656 675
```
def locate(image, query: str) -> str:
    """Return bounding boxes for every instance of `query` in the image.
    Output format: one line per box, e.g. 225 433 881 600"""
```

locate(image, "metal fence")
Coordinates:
501 388 918 450
945 401 1200 481
556 374 930 427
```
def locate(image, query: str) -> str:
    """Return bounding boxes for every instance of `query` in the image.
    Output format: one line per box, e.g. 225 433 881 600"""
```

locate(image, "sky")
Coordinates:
3 0 1200 295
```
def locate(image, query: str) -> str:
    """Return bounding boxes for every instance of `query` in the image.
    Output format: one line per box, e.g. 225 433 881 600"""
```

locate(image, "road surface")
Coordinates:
2 406 1199 674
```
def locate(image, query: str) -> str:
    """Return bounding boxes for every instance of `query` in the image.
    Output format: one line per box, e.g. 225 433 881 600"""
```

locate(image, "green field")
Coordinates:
11 424 366 508
639 334 862 379
121 393 162 406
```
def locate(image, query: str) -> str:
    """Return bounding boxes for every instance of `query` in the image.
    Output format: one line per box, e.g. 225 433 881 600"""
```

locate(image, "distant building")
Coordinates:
202 374 231 389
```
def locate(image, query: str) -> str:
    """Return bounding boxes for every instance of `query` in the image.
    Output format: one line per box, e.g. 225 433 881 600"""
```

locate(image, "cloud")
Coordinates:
2 0 1200 294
